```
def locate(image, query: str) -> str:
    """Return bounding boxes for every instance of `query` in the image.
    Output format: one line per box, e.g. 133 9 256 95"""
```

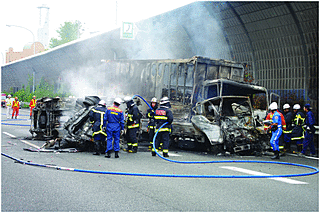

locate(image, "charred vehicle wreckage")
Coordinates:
29 56 274 155
29 96 104 151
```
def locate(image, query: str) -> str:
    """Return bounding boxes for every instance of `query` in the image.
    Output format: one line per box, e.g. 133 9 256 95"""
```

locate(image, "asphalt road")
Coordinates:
1 109 319 212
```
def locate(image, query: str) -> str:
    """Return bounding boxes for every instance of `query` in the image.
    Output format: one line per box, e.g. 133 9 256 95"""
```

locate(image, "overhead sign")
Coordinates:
120 22 134 40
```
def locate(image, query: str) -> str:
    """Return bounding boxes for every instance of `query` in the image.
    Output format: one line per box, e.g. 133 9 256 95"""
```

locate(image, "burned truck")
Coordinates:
102 56 270 154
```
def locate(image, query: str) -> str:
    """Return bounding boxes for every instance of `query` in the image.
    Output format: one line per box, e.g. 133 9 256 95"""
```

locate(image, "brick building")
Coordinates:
6 42 45 63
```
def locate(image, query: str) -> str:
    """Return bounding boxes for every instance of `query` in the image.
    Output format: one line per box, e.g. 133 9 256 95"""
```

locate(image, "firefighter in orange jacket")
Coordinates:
12 97 20 119
29 96 37 119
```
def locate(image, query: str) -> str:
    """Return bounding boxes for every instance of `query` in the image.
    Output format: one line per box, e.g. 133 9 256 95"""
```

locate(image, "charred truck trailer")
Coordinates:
103 56 271 154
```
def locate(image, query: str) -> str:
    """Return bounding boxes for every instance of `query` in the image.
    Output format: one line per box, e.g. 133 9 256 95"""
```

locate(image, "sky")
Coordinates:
0 0 197 65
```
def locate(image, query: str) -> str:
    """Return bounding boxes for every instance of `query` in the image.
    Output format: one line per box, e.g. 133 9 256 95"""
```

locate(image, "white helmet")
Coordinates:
269 102 278 110
114 97 122 105
98 100 106 106
293 104 301 110
160 97 170 105
124 96 132 102
151 97 157 103
283 104 290 109
8 94 11 97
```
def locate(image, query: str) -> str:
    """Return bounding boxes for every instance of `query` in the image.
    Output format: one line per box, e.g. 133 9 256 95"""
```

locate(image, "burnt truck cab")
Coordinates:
171 79 270 154
192 96 262 153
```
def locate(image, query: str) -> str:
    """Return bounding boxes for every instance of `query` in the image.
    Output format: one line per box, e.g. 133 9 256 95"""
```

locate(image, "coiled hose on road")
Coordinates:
1 95 319 178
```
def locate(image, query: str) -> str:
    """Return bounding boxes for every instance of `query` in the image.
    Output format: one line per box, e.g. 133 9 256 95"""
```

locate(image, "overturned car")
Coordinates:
29 96 104 151
29 97 64 140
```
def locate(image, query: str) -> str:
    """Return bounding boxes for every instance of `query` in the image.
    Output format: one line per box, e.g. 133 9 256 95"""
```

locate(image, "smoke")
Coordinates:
61 63 124 100
128 2 231 60
59 2 232 99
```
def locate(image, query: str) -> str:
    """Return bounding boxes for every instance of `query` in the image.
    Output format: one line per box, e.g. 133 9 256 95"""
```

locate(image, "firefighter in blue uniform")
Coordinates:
269 102 283 159
282 104 294 153
103 98 124 158
300 104 316 156
89 100 107 155
154 97 173 157
146 97 158 151
291 104 305 153
124 96 141 153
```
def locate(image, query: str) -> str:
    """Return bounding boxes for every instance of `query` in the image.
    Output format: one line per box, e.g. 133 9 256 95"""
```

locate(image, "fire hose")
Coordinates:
1 95 319 178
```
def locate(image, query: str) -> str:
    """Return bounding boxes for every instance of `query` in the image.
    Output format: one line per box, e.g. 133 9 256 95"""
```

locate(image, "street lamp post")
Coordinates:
6 25 36 92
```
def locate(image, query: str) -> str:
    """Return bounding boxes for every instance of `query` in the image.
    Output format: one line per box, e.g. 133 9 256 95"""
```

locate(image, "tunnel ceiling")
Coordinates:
1 1 318 103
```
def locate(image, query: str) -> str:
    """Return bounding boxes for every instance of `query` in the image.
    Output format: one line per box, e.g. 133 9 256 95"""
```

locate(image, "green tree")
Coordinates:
49 21 82 48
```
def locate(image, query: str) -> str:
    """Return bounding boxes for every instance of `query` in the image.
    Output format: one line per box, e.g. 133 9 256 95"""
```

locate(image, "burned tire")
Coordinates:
83 100 96 107
85 96 100 105
75 98 85 108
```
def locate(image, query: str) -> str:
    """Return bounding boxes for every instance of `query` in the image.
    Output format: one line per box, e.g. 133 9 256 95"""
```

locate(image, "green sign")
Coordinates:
121 22 134 40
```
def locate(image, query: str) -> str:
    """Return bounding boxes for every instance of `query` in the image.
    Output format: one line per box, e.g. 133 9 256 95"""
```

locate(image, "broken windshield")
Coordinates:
222 98 251 116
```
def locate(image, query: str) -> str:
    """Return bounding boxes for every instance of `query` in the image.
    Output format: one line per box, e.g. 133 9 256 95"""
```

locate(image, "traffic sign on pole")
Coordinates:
120 22 134 40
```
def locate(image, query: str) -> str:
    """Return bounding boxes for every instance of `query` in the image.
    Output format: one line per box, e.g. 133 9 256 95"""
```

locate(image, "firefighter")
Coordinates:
282 104 294 153
124 96 141 153
291 104 305 154
5 94 13 119
264 103 286 151
146 97 158 151
104 98 124 158
89 100 107 155
29 95 37 119
268 102 283 159
12 97 20 119
154 97 173 157
300 104 316 156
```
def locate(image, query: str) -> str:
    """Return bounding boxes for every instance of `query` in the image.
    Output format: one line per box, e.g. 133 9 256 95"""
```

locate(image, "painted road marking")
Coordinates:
168 152 181 157
3 132 40 149
3 132 16 138
220 166 308 184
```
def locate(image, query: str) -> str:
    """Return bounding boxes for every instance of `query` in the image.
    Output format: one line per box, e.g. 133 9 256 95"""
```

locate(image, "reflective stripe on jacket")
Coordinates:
155 107 173 132
89 106 107 137
12 100 19 108
29 99 36 107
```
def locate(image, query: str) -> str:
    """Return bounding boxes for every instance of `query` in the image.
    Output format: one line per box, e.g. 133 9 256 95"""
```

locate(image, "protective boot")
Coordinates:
129 146 138 153
271 151 280 160
163 153 169 158
152 151 156 156
126 145 132 153
105 151 111 158
115 151 119 158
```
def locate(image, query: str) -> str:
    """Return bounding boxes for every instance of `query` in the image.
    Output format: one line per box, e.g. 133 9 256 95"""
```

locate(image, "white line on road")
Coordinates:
3 132 40 149
3 132 16 138
220 166 308 184
168 152 181 156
